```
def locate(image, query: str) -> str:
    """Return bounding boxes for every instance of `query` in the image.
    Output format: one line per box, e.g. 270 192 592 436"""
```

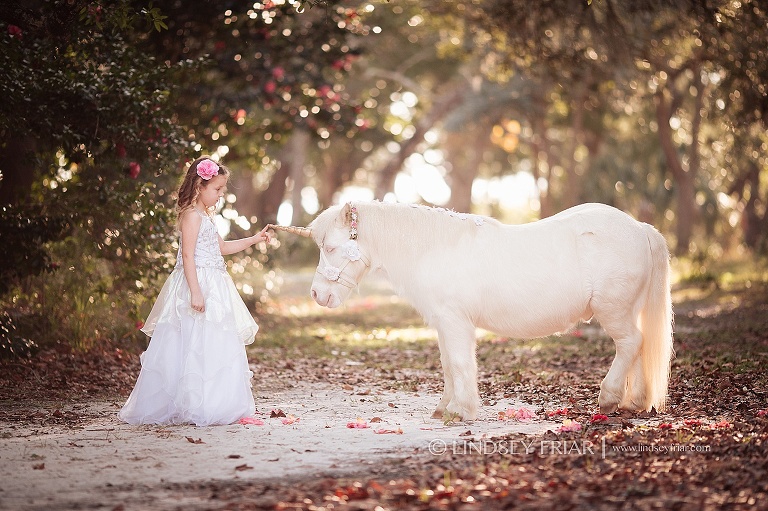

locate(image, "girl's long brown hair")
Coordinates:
175 156 230 222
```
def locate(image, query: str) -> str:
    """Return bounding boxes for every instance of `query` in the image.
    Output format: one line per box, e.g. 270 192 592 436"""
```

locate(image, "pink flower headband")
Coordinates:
196 159 219 180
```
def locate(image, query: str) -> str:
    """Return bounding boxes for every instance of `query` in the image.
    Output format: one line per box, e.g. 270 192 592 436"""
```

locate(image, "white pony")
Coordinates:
273 201 674 421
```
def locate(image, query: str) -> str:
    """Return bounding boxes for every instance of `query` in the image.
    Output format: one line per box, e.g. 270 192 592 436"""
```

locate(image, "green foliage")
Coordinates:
0 310 37 360
0 205 71 295
0 1 192 354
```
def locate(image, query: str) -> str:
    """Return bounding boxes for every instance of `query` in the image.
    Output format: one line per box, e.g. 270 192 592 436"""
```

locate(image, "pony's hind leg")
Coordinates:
619 354 647 411
432 338 455 419
434 316 479 421
597 316 643 415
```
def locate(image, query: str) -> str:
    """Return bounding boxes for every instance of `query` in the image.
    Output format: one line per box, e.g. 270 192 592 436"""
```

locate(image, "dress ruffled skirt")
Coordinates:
119 267 258 426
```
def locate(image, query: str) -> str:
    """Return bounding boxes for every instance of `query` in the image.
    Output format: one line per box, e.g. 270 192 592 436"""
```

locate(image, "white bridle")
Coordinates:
317 242 370 288
317 204 370 288
270 203 370 289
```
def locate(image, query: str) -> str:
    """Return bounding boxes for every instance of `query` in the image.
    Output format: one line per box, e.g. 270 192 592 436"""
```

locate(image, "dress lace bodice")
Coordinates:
175 210 226 272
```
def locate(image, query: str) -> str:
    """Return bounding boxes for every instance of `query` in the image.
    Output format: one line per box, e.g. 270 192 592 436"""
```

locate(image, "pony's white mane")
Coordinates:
309 201 501 259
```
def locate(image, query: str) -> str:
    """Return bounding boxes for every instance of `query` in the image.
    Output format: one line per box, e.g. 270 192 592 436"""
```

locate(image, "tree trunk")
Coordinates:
288 128 310 225
528 116 554 219
729 160 764 249
229 168 260 229
445 124 489 213
318 144 366 209
563 86 587 209
374 85 466 199
0 137 38 205
253 130 311 226
255 154 290 228
655 88 697 255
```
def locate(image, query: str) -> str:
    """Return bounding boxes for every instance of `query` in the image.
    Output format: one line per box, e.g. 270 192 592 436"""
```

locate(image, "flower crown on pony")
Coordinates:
197 159 219 180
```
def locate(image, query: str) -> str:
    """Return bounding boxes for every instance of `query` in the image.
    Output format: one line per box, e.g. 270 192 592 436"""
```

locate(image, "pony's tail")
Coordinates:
639 224 675 412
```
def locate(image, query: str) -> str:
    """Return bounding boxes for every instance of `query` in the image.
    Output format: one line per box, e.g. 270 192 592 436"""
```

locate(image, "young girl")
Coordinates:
119 156 271 426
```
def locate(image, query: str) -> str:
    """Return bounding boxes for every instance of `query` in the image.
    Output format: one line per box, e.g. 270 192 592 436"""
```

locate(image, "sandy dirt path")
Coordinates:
2 271 587 509
1 381 563 510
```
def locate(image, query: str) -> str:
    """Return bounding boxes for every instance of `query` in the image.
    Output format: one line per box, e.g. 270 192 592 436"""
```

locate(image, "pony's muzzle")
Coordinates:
310 285 339 308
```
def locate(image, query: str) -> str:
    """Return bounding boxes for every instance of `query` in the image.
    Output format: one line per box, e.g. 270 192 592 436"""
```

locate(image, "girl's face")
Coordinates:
197 174 227 209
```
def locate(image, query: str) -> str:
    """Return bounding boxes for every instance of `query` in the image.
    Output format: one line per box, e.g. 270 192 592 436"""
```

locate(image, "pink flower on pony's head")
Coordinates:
197 159 219 180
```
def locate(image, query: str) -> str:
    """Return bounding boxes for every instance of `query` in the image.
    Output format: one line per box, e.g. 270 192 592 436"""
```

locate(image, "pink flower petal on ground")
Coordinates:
238 417 265 426
374 428 403 435
659 423 674 429
514 407 535 420
499 407 536 421
556 419 582 433
684 419 703 427
591 414 609 423
347 418 369 429
547 408 569 418
281 414 300 425
757 409 768 417
712 420 731 429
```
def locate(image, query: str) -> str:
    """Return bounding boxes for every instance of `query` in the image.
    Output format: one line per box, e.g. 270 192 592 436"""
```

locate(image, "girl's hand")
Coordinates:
256 225 272 245
190 292 205 313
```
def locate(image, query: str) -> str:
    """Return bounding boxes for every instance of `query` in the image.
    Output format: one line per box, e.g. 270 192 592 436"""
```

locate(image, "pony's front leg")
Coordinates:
434 317 479 421
431 345 454 419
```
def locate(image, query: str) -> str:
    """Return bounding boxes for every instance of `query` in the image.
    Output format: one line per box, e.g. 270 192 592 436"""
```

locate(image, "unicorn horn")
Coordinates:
269 224 313 238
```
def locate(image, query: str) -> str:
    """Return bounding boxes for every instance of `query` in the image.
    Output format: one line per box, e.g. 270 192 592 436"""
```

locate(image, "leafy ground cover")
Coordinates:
1 265 767 509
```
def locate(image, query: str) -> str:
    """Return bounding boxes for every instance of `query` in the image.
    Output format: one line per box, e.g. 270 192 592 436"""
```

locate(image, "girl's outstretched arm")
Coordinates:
179 210 206 313
219 224 272 255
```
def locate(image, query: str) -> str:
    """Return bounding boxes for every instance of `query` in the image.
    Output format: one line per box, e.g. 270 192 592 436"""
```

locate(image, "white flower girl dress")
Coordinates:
119 210 258 426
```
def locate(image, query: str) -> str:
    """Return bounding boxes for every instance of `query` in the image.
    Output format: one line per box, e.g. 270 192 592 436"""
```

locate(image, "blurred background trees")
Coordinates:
1 0 766 354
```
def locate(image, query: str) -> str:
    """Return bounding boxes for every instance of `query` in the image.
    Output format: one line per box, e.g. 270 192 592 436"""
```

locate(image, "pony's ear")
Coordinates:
341 202 352 226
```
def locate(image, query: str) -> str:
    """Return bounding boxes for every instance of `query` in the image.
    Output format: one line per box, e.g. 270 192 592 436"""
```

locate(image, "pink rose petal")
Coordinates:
556 419 582 433
281 414 300 425
499 407 536 421
374 428 403 435
238 417 264 426
346 418 369 429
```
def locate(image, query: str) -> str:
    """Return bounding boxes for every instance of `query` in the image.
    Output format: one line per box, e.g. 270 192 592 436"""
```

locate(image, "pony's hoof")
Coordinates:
618 398 645 412
599 402 618 415
431 409 444 419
